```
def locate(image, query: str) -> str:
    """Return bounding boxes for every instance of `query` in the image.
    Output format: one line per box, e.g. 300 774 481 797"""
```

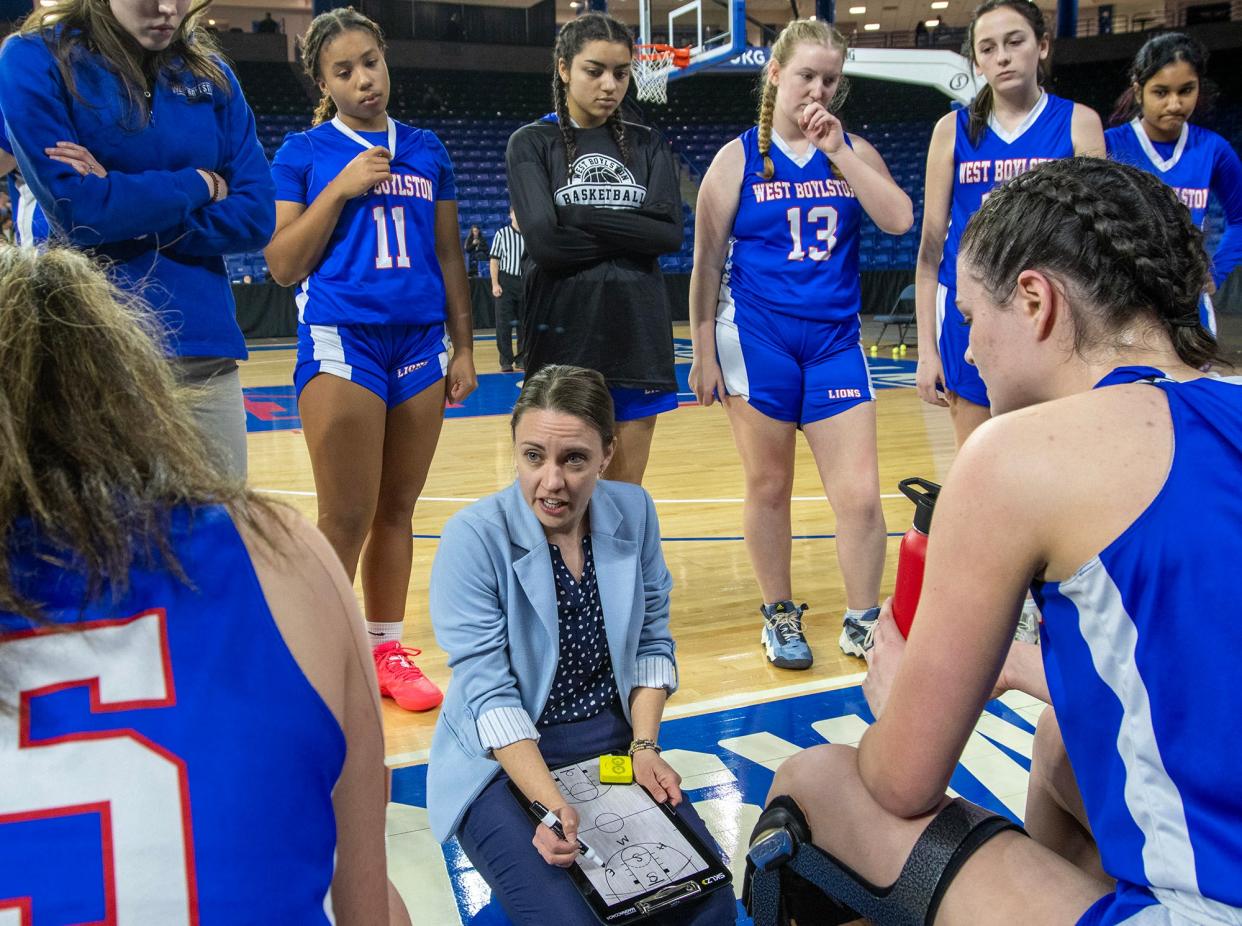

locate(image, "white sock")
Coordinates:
844 607 879 622
366 620 404 649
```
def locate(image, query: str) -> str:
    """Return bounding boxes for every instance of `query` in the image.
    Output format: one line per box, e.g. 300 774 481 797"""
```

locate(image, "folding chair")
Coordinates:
874 283 917 347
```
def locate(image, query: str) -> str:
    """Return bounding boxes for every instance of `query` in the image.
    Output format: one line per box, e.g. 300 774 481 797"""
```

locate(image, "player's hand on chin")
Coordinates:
532 804 581 868
633 750 683 806
446 350 477 404
799 102 844 156
862 599 906 720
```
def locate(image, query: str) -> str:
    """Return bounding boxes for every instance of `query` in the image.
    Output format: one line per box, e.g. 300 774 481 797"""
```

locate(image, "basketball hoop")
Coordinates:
633 44 690 104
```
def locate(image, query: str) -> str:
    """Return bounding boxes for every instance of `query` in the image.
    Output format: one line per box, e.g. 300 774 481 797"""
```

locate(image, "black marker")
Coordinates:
531 800 606 866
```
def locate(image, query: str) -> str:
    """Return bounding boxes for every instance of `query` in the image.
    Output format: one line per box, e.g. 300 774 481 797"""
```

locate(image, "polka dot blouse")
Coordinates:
537 536 619 726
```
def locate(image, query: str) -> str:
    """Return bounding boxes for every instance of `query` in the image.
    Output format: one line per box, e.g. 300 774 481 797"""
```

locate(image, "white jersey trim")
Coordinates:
1130 118 1189 174
14 174 38 246
987 91 1048 145
308 324 354 383
1060 558 1200 895
715 281 751 401
771 130 817 169
935 282 948 344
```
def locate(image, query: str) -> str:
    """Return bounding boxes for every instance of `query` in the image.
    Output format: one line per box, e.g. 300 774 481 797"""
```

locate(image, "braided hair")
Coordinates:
551 12 633 182
300 7 386 126
964 0 1049 146
1109 32 1214 127
756 19 849 180
959 157 1218 369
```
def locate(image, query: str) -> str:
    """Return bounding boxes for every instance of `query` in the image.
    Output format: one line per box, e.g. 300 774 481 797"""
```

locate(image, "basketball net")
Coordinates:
633 44 689 104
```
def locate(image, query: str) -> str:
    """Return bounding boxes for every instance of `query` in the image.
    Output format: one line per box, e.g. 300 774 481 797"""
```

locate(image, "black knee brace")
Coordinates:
744 796 1024 926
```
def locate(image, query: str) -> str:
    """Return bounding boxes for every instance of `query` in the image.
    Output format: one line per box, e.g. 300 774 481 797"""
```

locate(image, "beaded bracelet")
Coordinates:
628 738 660 757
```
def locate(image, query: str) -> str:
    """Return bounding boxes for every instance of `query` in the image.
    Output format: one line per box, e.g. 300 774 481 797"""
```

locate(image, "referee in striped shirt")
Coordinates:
489 209 526 372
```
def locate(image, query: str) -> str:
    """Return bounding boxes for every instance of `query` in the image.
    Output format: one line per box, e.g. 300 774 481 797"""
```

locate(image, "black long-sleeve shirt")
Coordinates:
505 117 684 391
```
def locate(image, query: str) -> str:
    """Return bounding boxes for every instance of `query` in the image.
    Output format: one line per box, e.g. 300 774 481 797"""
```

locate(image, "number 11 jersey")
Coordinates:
723 126 862 323
272 116 456 326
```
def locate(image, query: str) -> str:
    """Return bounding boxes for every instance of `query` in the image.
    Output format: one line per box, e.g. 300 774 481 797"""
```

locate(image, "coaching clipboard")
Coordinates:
508 757 732 923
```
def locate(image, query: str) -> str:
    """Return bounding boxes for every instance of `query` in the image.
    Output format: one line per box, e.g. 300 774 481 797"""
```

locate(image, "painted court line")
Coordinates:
383 672 869 767
256 488 907 503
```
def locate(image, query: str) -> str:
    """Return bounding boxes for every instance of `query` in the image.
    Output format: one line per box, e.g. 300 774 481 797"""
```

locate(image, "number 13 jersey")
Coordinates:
723 126 862 322
272 116 456 326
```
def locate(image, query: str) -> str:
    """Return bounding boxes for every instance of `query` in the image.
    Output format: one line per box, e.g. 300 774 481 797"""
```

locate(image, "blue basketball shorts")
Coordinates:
1076 882 1232 925
609 387 678 423
715 296 873 426
936 282 990 408
295 321 448 408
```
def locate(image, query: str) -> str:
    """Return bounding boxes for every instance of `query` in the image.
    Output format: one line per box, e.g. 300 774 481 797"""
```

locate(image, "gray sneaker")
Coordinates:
838 607 880 657
1014 598 1041 644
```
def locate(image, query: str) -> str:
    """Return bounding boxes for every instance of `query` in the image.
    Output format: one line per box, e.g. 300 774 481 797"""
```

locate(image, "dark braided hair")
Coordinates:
960 157 1218 369
1109 32 1214 127
964 0 1049 146
300 7 386 126
551 13 633 181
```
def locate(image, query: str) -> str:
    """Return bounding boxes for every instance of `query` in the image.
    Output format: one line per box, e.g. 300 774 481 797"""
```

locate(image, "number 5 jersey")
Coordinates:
271 116 456 326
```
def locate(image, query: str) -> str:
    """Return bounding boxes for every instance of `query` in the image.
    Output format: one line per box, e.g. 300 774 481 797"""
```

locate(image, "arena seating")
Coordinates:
225 55 1241 286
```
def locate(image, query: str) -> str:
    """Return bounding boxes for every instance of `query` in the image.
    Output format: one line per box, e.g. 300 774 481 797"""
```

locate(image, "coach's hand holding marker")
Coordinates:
530 800 606 867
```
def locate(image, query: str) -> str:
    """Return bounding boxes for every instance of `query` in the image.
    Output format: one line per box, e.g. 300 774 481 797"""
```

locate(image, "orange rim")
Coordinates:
634 43 691 68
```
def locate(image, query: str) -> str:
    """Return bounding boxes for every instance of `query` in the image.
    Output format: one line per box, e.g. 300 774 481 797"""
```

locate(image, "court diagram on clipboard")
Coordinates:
550 761 711 903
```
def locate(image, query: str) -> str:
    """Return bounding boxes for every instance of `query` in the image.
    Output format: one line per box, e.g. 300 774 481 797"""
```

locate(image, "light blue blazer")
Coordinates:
426 478 678 841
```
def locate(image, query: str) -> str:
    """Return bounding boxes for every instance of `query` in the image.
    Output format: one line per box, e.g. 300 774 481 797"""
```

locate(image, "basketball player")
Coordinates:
689 19 913 666
265 8 477 712
506 12 684 485
1106 32 1242 337
914 0 1104 448
753 157 1238 926
0 109 49 246
0 246 409 924
0 0 277 479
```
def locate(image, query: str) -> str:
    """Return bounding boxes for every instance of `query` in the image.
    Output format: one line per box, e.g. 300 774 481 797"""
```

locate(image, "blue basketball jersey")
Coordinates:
1034 373 1242 918
1106 120 1232 229
1106 119 1242 289
938 93 1076 289
272 117 456 326
0 108 49 245
0 506 346 923
723 126 862 323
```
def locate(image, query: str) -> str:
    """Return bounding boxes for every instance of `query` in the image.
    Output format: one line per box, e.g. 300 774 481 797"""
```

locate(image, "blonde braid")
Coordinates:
757 79 777 180
312 89 335 126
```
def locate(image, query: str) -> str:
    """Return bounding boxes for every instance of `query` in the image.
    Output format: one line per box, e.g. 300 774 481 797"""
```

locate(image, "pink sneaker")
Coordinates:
373 642 443 712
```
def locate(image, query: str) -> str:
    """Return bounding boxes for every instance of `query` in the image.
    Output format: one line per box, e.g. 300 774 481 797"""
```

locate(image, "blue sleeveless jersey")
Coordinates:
938 93 1075 288
271 117 456 326
1106 120 1227 228
723 127 862 322
0 506 346 923
1034 374 1242 919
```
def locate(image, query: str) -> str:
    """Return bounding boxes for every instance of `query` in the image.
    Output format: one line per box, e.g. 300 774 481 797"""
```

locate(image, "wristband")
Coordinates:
628 738 660 757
